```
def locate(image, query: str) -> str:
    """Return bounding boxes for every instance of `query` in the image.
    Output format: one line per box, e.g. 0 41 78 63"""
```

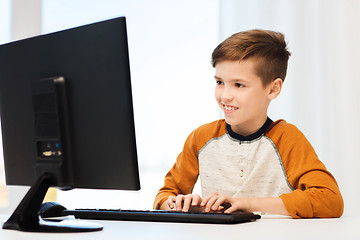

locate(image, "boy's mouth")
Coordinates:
223 104 238 113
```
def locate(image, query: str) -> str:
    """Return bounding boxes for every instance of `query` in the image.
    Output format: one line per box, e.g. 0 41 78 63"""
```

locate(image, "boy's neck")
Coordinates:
227 117 272 141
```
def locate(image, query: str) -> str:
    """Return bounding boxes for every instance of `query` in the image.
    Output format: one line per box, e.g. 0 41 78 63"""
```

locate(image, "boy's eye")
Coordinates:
216 80 223 85
235 83 244 88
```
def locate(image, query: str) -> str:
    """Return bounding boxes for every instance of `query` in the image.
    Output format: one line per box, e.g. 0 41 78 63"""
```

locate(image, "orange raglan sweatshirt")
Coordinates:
154 118 343 218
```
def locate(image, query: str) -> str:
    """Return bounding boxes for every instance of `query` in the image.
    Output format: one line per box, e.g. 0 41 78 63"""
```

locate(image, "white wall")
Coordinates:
11 0 41 40
220 0 360 216
0 0 10 44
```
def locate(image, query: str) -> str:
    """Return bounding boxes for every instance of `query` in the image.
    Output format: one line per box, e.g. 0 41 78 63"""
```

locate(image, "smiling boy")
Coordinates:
153 29 343 218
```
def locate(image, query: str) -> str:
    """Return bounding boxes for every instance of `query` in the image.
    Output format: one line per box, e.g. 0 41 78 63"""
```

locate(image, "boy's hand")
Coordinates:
165 194 202 212
200 193 290 215
161 192 290 215
200 192 251 213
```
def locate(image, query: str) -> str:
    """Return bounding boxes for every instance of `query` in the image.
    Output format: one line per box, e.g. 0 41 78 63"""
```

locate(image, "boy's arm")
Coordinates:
279 171 343 218
153 163 198 210
268 121 344 218
201 192 290 215
153 130 200 209
244 197 289 215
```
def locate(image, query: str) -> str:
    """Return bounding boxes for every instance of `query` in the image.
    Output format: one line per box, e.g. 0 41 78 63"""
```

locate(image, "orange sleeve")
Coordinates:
267 120 344 218
153 129 199 209
153 120 227 209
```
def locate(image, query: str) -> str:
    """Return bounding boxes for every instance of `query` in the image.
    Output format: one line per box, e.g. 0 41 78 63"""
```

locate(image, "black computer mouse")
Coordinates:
39 201 68 218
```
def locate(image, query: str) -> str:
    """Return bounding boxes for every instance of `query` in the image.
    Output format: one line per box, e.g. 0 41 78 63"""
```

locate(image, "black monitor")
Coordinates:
0 17 140 232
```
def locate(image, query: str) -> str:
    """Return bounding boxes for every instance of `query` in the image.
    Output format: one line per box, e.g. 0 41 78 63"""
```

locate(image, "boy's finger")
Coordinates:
175 195 184 211
211 195 226 211
167 196 176 209
182 195 192 212
200 196 209 206
205 195 219 212
201 192 218 206
192 194 201 206
224 206 236 214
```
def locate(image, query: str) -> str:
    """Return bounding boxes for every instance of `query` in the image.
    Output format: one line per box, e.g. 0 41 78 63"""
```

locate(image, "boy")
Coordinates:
153 29 343 218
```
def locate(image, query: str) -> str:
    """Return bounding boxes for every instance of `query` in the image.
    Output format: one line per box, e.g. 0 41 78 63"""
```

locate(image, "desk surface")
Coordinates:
1 214 359 240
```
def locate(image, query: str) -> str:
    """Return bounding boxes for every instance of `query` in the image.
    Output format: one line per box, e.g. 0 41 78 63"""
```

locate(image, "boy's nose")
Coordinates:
221 88 233 102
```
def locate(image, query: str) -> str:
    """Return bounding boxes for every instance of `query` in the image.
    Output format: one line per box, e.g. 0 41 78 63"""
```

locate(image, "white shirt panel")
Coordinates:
198 133 293 198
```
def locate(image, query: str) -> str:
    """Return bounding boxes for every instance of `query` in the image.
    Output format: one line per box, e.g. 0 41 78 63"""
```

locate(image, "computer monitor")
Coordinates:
0 17 140 232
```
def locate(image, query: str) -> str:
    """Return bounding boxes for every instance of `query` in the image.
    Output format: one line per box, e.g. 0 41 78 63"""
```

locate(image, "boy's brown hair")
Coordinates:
211 29 291 86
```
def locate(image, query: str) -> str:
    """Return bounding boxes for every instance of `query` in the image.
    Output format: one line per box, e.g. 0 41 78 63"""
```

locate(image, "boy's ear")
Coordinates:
268 78 282 100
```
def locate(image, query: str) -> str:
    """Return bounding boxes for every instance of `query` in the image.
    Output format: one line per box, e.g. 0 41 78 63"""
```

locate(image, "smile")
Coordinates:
223 104 239 112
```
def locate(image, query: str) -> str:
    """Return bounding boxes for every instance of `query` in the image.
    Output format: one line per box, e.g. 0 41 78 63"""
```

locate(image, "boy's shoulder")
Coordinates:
268 119 296 131
182 119 227 153
193 119 227 136
190 119 227 142
266 119 308 144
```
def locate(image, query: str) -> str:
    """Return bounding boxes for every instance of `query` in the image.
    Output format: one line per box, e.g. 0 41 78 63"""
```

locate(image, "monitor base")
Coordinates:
2 173 103 232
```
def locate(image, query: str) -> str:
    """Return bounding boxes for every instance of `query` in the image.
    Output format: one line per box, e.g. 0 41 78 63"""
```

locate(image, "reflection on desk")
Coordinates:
1 214 359 240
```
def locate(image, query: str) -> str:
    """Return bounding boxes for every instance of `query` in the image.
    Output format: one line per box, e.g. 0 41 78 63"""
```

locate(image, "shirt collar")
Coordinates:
226 117 273 142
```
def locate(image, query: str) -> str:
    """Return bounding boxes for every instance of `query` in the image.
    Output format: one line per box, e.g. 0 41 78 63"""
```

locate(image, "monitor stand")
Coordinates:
2 173 103 232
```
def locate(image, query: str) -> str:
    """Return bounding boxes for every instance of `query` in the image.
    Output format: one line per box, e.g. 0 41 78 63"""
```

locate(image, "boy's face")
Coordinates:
214 59 277 136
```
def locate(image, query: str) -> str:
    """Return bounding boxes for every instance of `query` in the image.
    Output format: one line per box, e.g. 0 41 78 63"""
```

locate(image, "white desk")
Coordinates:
1 214 359 240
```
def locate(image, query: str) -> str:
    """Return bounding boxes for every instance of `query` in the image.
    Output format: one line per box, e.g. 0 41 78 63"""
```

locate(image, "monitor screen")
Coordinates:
0 17 140 231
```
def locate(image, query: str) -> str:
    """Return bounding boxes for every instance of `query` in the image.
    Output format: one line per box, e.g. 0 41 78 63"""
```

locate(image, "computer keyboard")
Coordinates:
63 208 261 224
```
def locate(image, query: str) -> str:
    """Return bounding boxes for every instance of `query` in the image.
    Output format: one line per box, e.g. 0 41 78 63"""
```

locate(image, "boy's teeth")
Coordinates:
224 105 237 110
